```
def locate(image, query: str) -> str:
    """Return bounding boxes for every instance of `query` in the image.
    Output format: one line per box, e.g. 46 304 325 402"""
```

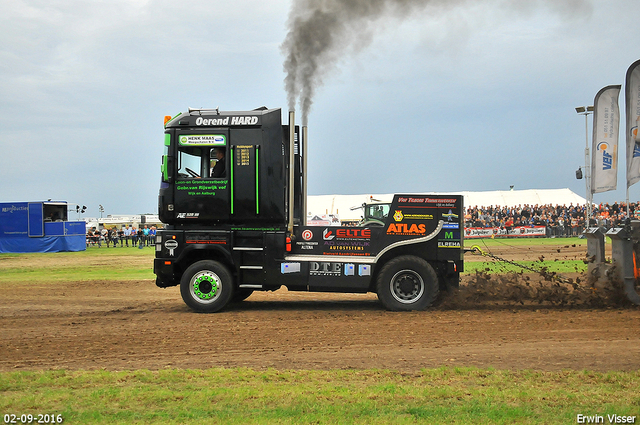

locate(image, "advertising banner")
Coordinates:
591 85 621 193
625 59 640 188
464 226 547 239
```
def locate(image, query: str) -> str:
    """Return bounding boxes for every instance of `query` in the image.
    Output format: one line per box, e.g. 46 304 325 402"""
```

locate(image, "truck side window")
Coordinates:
366 204 390 221
209 147 226 178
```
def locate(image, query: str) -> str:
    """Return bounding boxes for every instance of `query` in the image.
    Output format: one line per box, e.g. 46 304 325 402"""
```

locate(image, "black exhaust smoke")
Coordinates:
281 0 592 126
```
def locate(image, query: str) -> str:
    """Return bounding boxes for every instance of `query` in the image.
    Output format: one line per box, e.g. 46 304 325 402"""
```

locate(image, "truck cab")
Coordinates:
154 107 463 312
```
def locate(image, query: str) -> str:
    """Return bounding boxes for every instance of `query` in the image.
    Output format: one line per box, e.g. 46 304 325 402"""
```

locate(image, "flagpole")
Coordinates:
627 186 630 217
576 106 593 225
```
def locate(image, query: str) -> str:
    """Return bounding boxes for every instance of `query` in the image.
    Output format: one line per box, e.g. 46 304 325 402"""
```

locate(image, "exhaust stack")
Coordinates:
302 125 308 226
288 111 296 234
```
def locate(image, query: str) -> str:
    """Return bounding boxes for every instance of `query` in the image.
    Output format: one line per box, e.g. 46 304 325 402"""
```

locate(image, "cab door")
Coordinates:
173 131 230 222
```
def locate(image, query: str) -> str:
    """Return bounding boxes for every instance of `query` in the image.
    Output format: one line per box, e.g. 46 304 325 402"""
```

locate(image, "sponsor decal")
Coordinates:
344 264 355 276
186 239 226 245
335 228 371 239
176 212 200 219
164 239 178 256
301 229 313 241
386 223 426 235
358 265 371 276
1 205 28 213
443 210 459 221
596 142 614 170
319 227 372 243
281 263 301 274
296 241 318 250
443 223 459 229
402 213 434 220
195 116 259 126
308 262 369 276
393 210 404 222
443 230 459 239
634 142 640 158
185 233 227 245
438 229 461 248
308 214 341 227
176 180 228 196
322 229 372 253
179 135 226 146
397 197 458 205
323 241 370 252
438 241 461 248
310 262 341 276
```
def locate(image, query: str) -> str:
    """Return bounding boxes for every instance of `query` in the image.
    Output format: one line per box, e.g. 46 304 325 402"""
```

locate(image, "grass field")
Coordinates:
2 368 639 424
1 238 638 424
0 247 156 283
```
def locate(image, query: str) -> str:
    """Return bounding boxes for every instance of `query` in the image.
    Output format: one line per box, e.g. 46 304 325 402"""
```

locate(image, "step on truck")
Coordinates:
154 107 463 312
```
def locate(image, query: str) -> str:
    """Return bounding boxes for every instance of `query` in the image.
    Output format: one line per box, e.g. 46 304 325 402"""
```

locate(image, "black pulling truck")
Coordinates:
154 107 463 312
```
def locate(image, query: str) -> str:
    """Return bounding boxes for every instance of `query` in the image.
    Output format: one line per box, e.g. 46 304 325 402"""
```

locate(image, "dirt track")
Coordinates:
0 243 639 372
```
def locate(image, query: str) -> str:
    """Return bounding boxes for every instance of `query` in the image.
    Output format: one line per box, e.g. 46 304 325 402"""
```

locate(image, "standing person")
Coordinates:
137 227 145 248
143 225 150 246
94 228 102 247
118 227 125 247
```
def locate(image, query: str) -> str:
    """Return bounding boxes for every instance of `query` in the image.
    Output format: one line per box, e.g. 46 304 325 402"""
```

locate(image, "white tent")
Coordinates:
307 189 586 222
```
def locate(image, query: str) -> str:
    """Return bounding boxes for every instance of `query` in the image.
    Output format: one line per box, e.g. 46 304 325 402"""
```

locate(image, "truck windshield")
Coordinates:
177 147 204 179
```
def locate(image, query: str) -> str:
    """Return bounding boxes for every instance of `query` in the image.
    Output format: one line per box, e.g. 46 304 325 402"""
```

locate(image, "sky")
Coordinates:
2 0 640 218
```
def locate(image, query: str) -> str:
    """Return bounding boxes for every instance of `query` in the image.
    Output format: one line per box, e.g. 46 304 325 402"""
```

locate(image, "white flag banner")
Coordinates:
625 59 640 188
591 85 621 193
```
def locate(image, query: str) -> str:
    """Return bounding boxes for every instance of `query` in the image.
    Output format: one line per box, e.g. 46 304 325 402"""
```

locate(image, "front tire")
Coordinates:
180 260 234 313
376 255 439 311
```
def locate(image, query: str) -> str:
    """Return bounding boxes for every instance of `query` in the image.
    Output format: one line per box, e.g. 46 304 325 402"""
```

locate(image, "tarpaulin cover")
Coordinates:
0 234 86 253
0 202 86 253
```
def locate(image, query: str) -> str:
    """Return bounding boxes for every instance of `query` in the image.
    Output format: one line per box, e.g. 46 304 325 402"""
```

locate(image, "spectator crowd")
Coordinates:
86 224 159 248
464 201 640 237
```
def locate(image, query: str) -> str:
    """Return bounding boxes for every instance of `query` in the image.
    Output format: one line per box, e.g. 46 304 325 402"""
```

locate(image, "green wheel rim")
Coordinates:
190 271 222 304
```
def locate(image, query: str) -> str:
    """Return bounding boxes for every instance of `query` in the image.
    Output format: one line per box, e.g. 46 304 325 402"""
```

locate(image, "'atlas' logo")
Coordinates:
386 223 426 235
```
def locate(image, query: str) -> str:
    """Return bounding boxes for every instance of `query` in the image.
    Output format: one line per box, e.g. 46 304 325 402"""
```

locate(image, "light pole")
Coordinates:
576 105 594 226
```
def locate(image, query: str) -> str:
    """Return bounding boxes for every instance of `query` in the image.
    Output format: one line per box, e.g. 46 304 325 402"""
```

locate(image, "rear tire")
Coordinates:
180 260 234 313
376 255 439 311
